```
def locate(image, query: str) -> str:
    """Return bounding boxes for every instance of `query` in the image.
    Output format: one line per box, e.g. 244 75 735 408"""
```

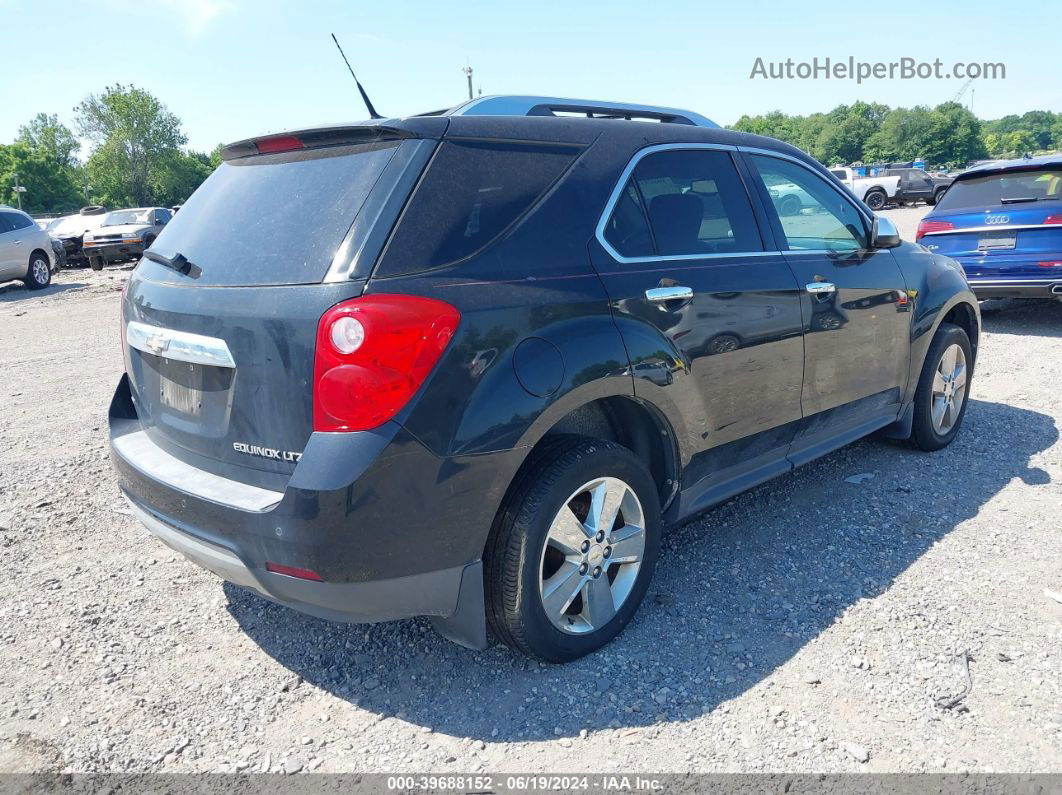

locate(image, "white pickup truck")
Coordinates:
828 167 900 211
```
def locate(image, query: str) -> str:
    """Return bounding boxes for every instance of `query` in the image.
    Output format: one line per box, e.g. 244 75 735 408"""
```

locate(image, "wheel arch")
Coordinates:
488 392 682 561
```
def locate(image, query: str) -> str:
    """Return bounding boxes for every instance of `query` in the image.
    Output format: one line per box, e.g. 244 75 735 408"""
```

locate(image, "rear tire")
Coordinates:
24 253 51 290
864 189 886 211
908 323 973 451
485 437 661 662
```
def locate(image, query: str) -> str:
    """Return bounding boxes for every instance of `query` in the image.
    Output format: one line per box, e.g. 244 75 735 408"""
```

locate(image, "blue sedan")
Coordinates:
916 155 1062 299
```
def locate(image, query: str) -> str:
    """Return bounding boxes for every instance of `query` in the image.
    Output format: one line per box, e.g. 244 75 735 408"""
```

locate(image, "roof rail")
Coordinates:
446 95 718 128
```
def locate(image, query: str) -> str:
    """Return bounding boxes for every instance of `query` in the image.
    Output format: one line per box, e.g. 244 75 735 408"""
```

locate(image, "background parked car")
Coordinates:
0 205 55 289
916 154 1062 300
886 167 954 205
828 166 901 210
82 207 173 270
47 206 108 267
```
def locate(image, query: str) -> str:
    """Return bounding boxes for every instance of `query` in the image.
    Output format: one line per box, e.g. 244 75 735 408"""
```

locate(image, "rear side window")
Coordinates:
146 142 400 286
604 148 763 259
935 169 1062 212
3 212 34 231
0 213 14 234
378 141 578 274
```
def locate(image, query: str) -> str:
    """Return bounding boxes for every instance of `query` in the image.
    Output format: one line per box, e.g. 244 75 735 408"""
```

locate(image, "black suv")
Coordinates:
886 167 954 206
109 96 980 662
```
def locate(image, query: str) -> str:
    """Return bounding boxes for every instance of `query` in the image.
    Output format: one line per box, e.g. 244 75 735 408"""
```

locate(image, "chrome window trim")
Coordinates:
594 143 876 265
594 142 773 265
126 320 236 368
920 223 1053 237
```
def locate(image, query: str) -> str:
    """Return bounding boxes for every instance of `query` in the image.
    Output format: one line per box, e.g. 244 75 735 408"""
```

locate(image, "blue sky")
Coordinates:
1 0 1057 154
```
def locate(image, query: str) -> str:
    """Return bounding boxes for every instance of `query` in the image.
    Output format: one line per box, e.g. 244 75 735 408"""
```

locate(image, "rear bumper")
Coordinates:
965 278 1062 299
108 374 510 648
124 493 476 625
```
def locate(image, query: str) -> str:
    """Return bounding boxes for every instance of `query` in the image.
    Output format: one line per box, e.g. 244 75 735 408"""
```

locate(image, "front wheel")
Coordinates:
908 323 973 451
24 253 51 290
485 437 661 662
864 189 887 211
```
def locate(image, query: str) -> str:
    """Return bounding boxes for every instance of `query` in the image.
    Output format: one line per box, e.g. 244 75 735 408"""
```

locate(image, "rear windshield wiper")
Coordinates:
143 249 199 276
999 196 1041 204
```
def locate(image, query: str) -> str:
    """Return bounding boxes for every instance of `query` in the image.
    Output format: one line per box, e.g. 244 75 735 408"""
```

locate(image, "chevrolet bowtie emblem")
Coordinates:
145 333 169 355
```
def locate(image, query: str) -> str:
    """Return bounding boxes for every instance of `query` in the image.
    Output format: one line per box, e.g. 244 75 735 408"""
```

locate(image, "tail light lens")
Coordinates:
1044 214 1062 225
916 219 955 241
313 294 460 432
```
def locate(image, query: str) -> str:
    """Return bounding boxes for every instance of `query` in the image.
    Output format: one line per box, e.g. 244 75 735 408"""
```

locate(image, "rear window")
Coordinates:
146 142 400 286
376 140 578 276
936 168 1062 212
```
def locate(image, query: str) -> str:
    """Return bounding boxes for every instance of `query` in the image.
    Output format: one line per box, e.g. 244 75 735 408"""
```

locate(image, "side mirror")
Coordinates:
871 215 901 248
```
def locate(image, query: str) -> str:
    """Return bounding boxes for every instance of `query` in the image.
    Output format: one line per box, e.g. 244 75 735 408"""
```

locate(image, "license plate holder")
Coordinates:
159 359 203 417
978 234 1016 251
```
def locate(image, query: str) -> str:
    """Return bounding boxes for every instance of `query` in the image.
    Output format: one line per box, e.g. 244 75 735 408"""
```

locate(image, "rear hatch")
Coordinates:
923 167 1062 276
122 124 440 480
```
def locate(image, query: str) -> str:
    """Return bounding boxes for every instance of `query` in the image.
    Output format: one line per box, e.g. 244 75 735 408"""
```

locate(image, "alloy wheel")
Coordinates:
931 343 967 434
31 258 49 285
538 476 646 635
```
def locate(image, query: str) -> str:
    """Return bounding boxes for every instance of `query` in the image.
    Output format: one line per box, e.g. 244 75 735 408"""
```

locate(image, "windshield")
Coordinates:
103 209 150 226
936 169 1062 211
147 141 401 286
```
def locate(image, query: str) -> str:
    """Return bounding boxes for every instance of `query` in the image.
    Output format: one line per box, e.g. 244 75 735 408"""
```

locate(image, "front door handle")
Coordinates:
806 282 836 295
645 286 693 303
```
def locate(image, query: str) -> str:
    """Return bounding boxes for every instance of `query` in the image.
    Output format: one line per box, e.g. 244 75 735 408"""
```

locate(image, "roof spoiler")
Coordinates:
219 121 442 161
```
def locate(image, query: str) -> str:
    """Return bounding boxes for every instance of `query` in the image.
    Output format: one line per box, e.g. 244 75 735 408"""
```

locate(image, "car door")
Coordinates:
590 145 805 509
905 169 935 201
0 212 17 278
743 152 911 464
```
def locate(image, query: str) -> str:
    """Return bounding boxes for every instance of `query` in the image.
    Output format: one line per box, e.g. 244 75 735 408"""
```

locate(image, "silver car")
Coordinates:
0 206 54 289
82 207 172 269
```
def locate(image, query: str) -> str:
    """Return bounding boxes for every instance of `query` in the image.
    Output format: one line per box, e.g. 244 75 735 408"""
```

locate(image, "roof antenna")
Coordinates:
331 33 382 119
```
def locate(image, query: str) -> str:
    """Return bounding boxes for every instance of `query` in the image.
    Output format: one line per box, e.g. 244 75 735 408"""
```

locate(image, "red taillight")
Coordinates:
916 219 955 241
1045 214 1062 225
255 135 304 154
1039 261 1062 268
313 295 461 432
265 562 323 581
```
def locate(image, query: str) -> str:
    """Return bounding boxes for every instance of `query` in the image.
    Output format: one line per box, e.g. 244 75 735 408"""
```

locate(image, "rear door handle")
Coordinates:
645 286 693 303
806 282 836 295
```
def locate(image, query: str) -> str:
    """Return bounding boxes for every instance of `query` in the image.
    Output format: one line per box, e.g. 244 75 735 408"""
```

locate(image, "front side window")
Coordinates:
751 155 868 252
604 148 763 259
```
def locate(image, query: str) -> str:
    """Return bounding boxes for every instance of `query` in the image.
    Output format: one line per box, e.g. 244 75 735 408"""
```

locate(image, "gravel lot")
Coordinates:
1 206 1060 775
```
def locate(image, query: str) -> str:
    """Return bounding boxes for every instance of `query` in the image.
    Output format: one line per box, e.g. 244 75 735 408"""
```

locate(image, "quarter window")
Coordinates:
751 155 868 252
604 148 763 259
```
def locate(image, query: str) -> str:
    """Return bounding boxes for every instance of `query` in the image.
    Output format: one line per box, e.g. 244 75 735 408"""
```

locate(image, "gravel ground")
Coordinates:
1 209 1060 775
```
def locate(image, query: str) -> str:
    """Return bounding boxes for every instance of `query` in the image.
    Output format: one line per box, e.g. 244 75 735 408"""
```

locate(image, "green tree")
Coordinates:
75 84 187 207
151 151 213 206
1002 130 1036 156
16 113 80 169
0 143 83 213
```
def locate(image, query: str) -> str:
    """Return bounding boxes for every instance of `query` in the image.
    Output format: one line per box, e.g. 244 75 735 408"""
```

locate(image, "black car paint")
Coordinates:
110 114 979 650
